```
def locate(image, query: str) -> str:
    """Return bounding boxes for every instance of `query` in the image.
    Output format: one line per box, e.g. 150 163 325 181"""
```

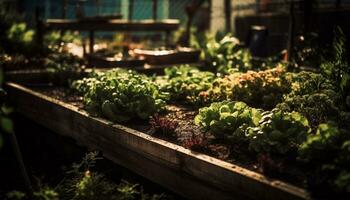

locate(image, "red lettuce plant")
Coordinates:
183 133 208 151
149 114 178 139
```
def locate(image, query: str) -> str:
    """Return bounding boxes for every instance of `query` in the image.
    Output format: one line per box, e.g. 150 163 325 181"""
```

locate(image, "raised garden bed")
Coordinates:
86 53 146 68
77 14 123 22
5 80 310 200
132 47 200 65
4 69 88 86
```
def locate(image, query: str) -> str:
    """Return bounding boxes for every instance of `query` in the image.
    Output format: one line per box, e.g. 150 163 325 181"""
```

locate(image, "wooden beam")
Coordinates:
45 19 180 32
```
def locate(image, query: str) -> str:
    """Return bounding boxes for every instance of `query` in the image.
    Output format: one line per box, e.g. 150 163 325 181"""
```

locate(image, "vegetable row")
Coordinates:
71 42 350 196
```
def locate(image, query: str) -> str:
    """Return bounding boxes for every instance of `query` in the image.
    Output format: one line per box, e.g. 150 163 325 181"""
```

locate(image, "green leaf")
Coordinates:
0 116 13 133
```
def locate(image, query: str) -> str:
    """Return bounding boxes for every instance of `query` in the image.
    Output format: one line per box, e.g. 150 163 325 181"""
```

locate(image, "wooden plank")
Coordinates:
4 70 88 86
133 48 200 65
86 54 146 68
45 19 180 32
6 82 311 200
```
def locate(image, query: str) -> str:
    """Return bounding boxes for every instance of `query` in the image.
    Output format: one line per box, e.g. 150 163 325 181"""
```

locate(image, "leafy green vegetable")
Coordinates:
195 101 262 142
3 22 42 56
299 123 349 165
199 66 292 109
72 69 168 122
321 27 350 108
247 109 310 155
277 71 348 129
195 100 310 156
7 23 34 45
199 33 252 74
149 114 178 139
298 123 350 193
158 65 215 106
44 31 81 50
45 51 84 73
335 171 350 193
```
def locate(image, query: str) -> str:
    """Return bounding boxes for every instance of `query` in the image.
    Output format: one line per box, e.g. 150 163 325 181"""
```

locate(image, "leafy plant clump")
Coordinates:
44 51 85 73
6 152 167 200
44 31 82 51
63 152 167 200
158 65 215 106
247 109 311 156
7 23 34 46
72 69 168 122
149 114 178 139
198 33 252 74
229 66 291 109
321 27 350 108
199 66 292 109
277 71 350 129
182 133 208 152
298 123 350 195
195 101 262 143
195 101 311 156
4 23 37 56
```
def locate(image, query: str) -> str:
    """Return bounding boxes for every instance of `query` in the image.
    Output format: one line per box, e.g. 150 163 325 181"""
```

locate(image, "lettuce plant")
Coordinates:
195 101 262 143
200 33 252 74
182 133 208 151
149 114 178 139
298 123 350 193
299 123 349 165
72 69 168 122
158 65 215 106
199 66 292 109
45 51 84 73
247 109 311 155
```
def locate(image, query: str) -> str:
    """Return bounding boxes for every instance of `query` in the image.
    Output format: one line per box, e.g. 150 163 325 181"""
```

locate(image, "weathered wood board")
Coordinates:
45 19 180 32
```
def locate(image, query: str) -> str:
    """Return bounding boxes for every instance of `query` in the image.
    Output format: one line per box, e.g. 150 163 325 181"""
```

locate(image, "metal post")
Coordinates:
62 0 67 19
287 0 295 61
303 0 312 34
184 0 206 47
89 31 94 53
153 0 158 20
129 0 134 21
224 0 231 33
9 130 33 197
165 30 170 47
35 7 43 50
